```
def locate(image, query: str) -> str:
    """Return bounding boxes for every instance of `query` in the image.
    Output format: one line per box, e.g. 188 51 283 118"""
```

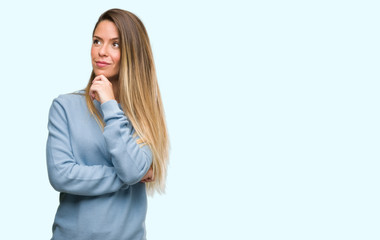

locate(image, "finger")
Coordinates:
92 77 101 83
89 88 99 101
89 90 94 99
91 81 102 86
92 75 104 82
97 75 111 84
89 88 97 97
94 75 105 81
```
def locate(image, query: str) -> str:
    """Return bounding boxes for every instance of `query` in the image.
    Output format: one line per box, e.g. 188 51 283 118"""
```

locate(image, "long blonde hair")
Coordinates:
84 8 170 196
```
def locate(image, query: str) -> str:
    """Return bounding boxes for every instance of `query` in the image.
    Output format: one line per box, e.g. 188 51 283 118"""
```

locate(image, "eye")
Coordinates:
113 42 120 48
93 39 101 45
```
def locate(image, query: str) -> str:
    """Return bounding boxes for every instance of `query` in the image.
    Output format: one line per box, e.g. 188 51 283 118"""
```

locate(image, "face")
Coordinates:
91 20 121 78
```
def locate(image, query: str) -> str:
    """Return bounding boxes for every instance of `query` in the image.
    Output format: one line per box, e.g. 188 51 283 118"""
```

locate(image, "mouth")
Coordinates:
95 61 111 68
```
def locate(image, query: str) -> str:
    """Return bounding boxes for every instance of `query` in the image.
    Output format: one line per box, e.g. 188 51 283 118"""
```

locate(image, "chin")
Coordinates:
94 69 109 77
94 70 119 80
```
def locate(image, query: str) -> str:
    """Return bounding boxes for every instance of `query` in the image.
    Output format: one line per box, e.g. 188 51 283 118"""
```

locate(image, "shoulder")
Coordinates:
49 89 87 114
52 89 86 106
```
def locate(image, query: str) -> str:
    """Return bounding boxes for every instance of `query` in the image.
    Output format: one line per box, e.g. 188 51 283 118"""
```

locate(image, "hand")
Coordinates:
89 75 116 104
140 166 154 183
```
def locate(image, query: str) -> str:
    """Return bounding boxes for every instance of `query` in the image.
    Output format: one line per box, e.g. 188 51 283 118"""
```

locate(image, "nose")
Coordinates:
98 45 108 57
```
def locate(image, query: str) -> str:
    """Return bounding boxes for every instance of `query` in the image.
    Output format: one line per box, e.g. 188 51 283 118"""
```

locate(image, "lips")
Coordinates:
95 61 111 68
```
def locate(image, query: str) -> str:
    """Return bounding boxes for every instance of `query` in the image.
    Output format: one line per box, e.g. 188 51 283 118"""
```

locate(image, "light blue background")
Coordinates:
0 0 379 239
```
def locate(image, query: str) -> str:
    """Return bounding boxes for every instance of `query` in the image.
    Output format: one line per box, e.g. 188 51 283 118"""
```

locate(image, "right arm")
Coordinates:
46 98 127 196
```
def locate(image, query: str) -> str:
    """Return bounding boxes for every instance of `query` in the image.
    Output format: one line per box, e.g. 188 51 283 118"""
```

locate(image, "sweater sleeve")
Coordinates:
46 99 127 196
101 100 153 185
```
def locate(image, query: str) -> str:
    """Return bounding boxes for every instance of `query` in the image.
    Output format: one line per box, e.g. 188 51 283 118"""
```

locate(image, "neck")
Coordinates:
113 84 120 103
108 74 119 82
109 75 120 103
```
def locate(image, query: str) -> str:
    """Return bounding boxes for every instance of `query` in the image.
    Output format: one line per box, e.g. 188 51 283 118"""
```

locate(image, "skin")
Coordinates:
89 20 153 183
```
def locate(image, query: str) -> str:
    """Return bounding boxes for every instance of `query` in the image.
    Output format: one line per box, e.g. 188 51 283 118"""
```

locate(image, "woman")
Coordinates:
46 8 170 240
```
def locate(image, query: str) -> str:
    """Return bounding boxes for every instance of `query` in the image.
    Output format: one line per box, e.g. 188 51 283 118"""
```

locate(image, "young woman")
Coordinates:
46 8 170 240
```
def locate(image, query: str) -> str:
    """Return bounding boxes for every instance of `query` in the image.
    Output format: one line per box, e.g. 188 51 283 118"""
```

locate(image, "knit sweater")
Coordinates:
46 90 153 240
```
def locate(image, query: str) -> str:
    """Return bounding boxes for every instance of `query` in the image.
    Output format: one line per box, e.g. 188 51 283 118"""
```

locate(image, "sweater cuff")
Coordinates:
100 100 123 122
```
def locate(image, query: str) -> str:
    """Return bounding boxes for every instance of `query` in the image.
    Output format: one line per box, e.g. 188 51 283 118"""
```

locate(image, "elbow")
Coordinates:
118 167 147 185
119 150 152 185
48 174 65 192
119 175 141 186
47 166 69 193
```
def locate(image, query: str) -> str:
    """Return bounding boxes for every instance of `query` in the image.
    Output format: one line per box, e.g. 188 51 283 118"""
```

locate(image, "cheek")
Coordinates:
91 47 96 59
113 53 121 68
91 49 97 66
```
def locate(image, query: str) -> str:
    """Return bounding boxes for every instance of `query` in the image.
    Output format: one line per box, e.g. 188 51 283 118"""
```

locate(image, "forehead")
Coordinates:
94 20 119 38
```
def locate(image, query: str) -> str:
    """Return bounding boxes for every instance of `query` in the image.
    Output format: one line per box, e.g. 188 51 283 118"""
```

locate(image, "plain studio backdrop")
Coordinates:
0 0 379 239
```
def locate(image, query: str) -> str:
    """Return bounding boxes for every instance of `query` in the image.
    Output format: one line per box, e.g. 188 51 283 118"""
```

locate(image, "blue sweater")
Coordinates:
46 90 153 240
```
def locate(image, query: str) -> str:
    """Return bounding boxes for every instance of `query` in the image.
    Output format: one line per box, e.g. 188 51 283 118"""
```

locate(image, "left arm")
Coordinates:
90 75 153 185
101 100 153 185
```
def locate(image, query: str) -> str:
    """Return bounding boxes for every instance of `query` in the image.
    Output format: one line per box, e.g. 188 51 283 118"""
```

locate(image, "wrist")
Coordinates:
100 97 116 104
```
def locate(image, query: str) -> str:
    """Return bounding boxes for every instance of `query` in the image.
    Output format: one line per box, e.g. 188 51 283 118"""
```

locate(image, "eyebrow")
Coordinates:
93 35 119 41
